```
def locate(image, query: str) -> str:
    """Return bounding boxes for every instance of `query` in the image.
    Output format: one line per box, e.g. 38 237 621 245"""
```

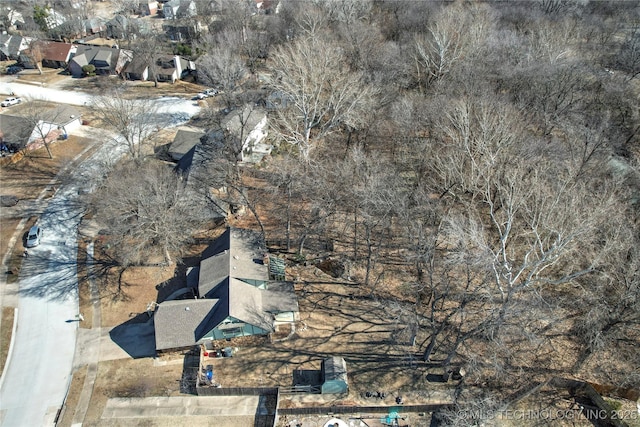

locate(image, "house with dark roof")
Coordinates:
0 35 33 61
123 55 194 83
0 8 25 32
0 115 33 150
0 105 82 152
123 56 149 81
69 45 132 77
31 41 77 68
153 227 298 352
163 0 197 19
156 55 194 83
106 15 130 39
168 127 205 161
83 17 107 35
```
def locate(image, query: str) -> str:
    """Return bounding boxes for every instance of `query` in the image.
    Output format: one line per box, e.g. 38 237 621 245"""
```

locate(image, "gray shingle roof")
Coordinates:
198 227 268 297
168 128 205 161
154 227 296 351
0 115 32 146
154 299 219 351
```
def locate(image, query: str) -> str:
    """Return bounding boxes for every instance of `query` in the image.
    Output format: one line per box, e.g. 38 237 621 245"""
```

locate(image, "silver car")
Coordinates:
26 225 42 247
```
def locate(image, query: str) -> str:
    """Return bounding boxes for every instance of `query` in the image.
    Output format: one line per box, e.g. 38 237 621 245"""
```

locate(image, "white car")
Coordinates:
26 225 43 248
1 97 21 107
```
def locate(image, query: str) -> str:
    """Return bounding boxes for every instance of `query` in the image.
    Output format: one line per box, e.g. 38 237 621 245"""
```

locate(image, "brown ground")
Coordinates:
57 74 207 100
56 365 87 427
0 307 14 375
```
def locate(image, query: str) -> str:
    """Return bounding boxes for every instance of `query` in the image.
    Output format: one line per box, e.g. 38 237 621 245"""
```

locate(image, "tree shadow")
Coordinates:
17 248 80 301
180 347 199 394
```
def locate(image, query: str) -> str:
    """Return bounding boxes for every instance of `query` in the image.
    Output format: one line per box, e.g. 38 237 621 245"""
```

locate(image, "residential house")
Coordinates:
221 105 271 163
0 8 25 32
162 20 203 42
0 115 33 150
0 35 33 61
163 0 196 20
106 15 130 39
83 17 107 36
123 54 195 83
123 56 149 81
156 55 195 83
139 1 159 16
27 105 82 151
168 127 205 161
0 106 82 152
153 227 299 352
43 9 67 31
34 41 77 68
69 45 132 77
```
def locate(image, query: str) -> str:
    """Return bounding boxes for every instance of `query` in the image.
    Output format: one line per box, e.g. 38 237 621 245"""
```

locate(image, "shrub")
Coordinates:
82 64 96 77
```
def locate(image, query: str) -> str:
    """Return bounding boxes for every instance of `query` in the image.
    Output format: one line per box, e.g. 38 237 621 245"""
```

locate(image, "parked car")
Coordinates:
196 93 208 100
26 225 42 248
6 65 23 75
1 97 21 107
0 195 19 207
204 88 218 96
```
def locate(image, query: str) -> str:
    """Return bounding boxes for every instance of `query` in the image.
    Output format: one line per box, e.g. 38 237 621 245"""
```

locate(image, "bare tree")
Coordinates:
268 36 375 161
613 28 640 81
18 99 74 159
572 213 640 379
92 160 208 267
412 3 493 91
196 32 248 108
131 33 165 87
92 90 159 162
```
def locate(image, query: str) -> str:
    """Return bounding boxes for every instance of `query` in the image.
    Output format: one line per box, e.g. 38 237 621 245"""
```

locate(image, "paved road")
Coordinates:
0 183 85 426
0 80 200 124
0 78 200 426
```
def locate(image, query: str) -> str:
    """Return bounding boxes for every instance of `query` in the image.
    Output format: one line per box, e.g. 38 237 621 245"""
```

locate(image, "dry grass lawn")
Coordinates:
0 307 14 375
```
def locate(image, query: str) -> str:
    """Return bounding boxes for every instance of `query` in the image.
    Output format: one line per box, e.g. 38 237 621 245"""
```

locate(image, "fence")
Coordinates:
279 385 321 394
195 386 279 397
278 403 454 416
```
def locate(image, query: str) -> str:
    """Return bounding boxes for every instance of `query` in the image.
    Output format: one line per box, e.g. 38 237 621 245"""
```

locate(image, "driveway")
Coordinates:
0 78 200 426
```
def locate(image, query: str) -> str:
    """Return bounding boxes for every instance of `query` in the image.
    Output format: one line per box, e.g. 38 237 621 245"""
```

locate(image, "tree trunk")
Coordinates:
364 224 372 286
43 142 53 159
423 322 446 362
286 181 291 252
163 246 172 266
353 207 358 261
298 233 307 255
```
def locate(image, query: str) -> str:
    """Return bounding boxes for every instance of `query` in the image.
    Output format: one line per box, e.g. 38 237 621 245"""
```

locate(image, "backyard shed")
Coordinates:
321 356 348 394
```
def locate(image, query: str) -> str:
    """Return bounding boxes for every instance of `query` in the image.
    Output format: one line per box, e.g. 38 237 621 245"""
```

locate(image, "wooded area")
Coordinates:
78 0 639 422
